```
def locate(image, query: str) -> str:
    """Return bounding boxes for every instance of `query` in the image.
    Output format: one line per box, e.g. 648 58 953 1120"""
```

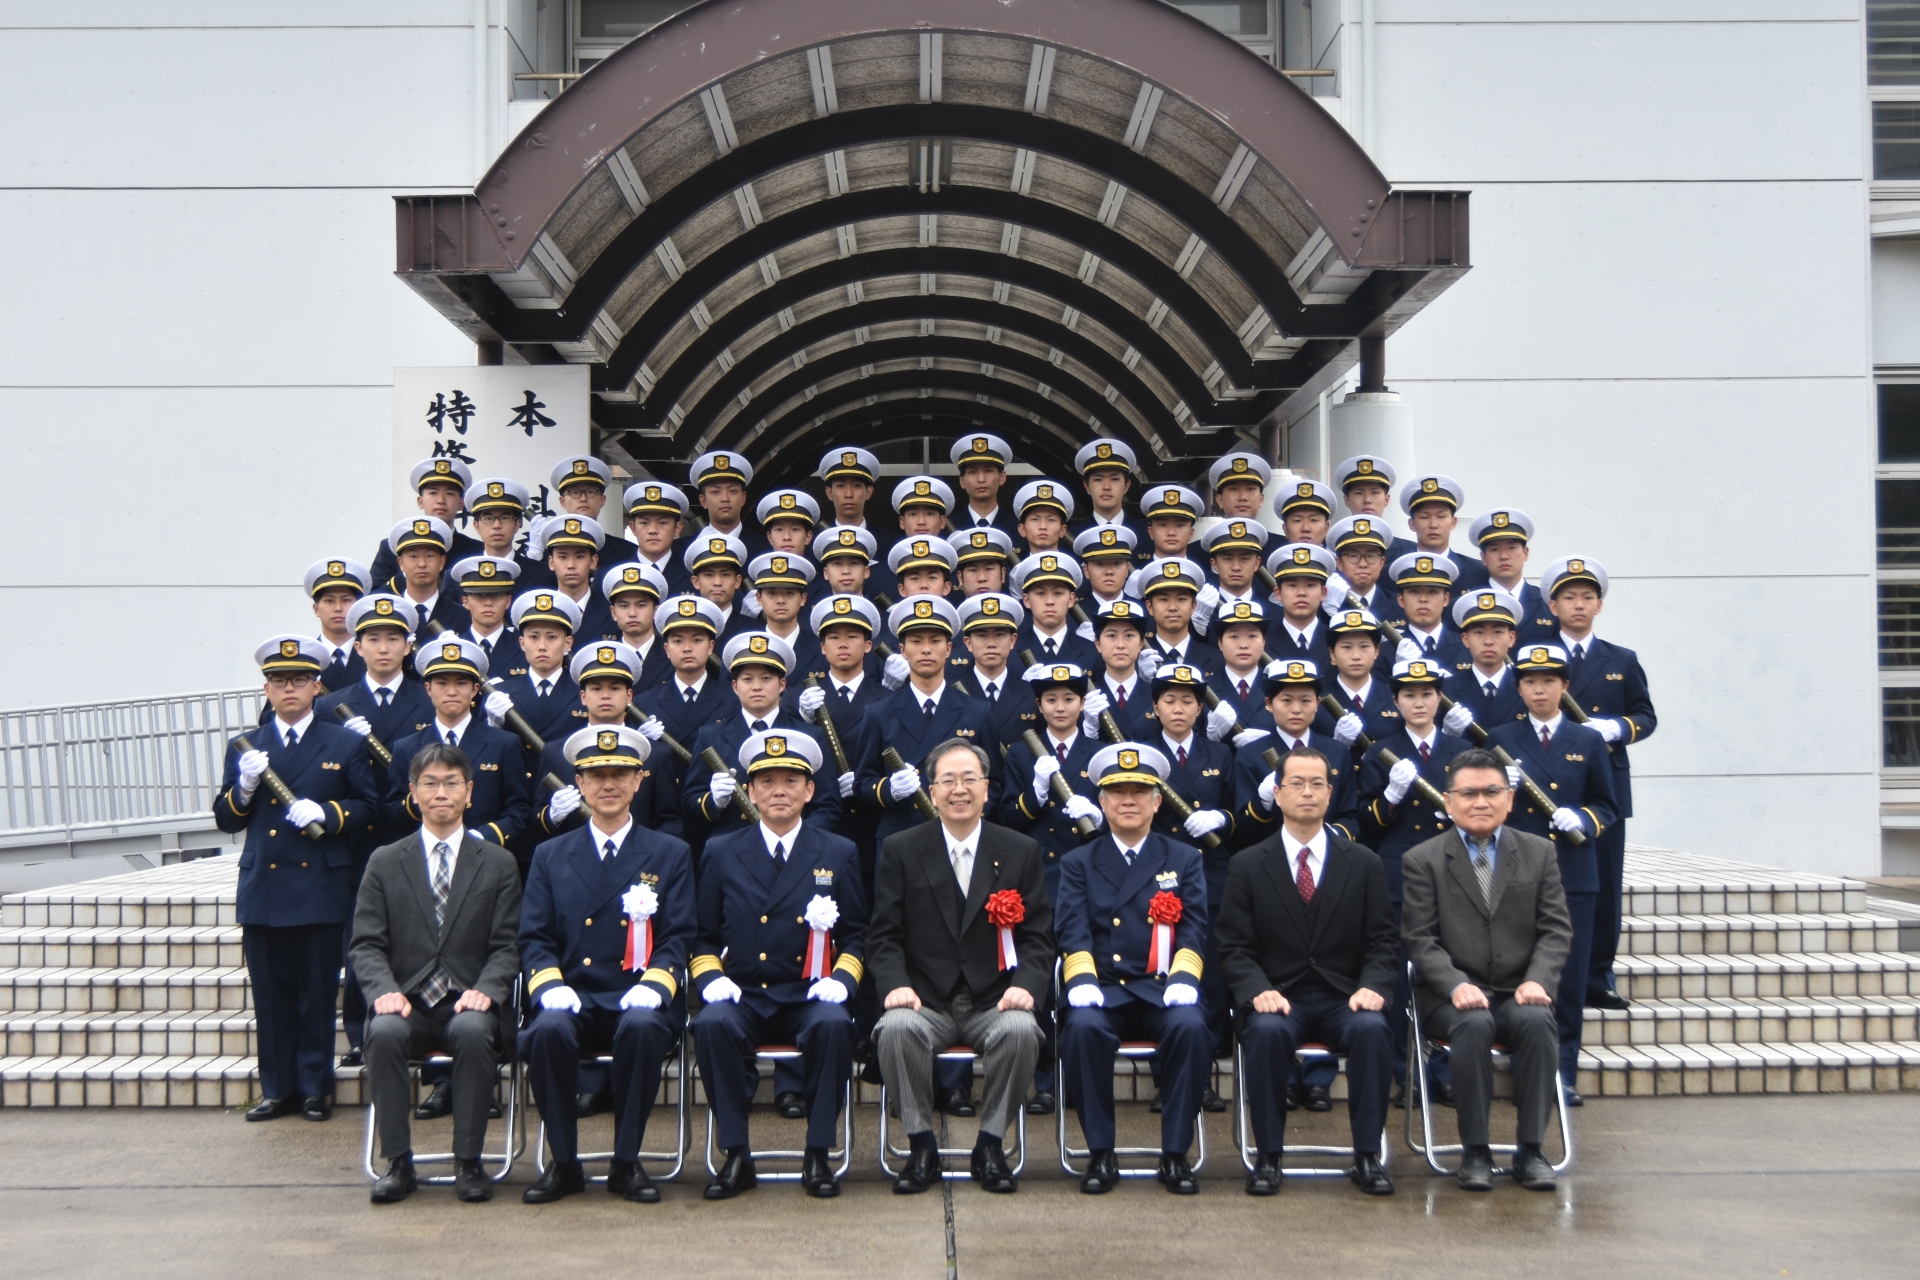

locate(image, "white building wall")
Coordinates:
1367 1 1878 875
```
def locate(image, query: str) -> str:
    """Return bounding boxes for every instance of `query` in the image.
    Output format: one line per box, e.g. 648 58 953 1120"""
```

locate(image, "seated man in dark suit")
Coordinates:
351 744 522 1204
692 731 868 1201
1219 747 1399 1197
870 738 1052 1196
1401 748 1574 1192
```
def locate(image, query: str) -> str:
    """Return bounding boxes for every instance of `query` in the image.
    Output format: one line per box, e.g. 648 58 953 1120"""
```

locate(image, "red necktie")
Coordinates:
1177 745 1187 769
1353 694 1365 714
1115 683 1127 708
1540 726 1552 747
1056 742 1068 764
1295 850 1315 905
1419 741 1431 762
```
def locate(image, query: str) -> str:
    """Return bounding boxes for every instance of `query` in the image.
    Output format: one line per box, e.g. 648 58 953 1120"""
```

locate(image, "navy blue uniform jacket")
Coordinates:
853 682 1002 846
1230 732 1363 845
385 720 535 851
1566 637 1656 817
1057 833 1208 1007
1487 719 1618 893
520 821 695 1009
214 721 378 928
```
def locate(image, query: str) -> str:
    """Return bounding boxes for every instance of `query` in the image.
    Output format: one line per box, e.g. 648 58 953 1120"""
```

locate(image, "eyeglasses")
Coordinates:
265 674 315 689
1449 786 1510 801
931 774 986 790
1278 778 1330 793
413 776 470 793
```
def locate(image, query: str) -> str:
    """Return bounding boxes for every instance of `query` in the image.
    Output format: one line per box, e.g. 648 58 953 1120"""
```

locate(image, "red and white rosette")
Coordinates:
622 883 659 972
803 894 839 979
985 889 1025 970
1146 891 1183 976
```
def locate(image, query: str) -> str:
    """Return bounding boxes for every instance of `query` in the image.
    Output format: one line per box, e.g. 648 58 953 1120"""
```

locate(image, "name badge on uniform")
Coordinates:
1605 673 1625 681
813 868 834 886
1565 753 1585 762
479 762 499 771
1201 768 1221 777
1155 870 1179 889
320 761 341 770
638 872 659 886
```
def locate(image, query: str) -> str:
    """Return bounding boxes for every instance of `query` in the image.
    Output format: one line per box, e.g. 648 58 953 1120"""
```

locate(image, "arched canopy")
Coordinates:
396 0 1467 487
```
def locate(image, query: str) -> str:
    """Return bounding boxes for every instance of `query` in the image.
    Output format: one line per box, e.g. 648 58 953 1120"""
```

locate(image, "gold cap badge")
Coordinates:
280 640 299 658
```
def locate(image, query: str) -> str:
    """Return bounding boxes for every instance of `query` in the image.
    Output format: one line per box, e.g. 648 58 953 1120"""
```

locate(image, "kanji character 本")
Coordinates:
426 390 477 436
507 389 557 437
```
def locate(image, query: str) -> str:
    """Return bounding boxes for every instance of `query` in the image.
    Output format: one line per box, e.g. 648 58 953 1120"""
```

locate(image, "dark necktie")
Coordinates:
1484 680 1497 698
330 648 346 670
1056 741 1068 764
1114 682 1127 708
1176 744 1187 769
444 730 458 748
772 839 786 862
1540 726 1552 747
1471 839 1494 904
1423 634 1437 657
1571 643 1586 664
923 699 937 719
840 684 854 704
1419 740 1431 762
603 838 617 860
479 638 492 656
419 841 455 1005
416 603 430 630
752 719 768 732
986 682 998 702
284 728 298 749
376 688 391 708
685 685 698 704
1238 679 1250 700
538 679 552 699
1120 844 1136 866
1295 850 1316 905
1352 692 1365 714
1043 636 1057 657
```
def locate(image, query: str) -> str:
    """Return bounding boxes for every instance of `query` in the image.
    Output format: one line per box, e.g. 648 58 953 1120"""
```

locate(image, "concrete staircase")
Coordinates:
4 847 1920 1107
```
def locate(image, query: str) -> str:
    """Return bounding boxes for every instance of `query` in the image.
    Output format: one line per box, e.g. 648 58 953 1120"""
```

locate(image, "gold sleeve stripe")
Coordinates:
485 823 505 845
641 967 678 997
1062 950 1098 982
690 954 725 978
528 967 563 993
327 800 346 832
1169 948 1205 980
833 955 864 983
1582 807 1602 835
226 790 251 817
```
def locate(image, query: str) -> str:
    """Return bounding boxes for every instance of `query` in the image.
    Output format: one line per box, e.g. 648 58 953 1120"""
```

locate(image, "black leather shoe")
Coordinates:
704 1149 758 1200
1564 1089 1585 1107
1285 1083 1302 1112
894 1144 939 1194
860 1057 885 1086
1513 1144 1557 1191
1457 1146 1494 1192
522 1160 586 1203
244 1097 296 1122
1157 1152 1199 1195
454 1158 492 1202
1201 1086 1227 1113
1588 990 1631 1011
1246 1153 1282 1196
972 1140 1018 1193
1025 1091 1056 1116
1148 1090 1164 1114
370 1153 416 1203
1081 1149 1119 1194
609 1158 660 1204
1390 1083 1408 1110
302 1095 332 1122
414 1082 451 1121
1303 1084 1332 1113
1429 1079 1456 1108
574 1090 609 1118
338 1048 364 1069
939 1087 976 1118
1349 1152 1394 1196
774 1091 806 1120
802 1146 840 1198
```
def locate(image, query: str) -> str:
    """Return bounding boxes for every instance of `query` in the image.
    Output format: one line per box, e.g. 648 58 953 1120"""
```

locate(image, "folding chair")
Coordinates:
1230 1028 1386 1178
533 976 694 1185
360 985 526 1186
1053 960 1206 1180
1403 963 1574 1176
701 1044 853 1182
877 1046 1027 1179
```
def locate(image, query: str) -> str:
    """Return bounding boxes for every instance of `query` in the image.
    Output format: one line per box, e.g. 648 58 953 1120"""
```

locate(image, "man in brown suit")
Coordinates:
1401 748 1572 1192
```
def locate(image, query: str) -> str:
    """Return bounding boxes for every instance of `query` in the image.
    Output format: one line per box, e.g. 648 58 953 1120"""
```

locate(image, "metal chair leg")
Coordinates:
877 1050 1025 1180
1056 1044 1206 1180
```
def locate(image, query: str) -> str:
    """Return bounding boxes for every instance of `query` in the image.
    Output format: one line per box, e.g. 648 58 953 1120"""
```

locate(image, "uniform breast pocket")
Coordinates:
325 846 350 869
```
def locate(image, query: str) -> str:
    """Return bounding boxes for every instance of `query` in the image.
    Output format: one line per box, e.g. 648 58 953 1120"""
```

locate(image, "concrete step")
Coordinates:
1618 912 1905 958
2 1009 261 1059
1622 846 1866 917
0 925 244 971
1576 1039 1920 1098
1614 950 1920 1001
0 858 237 929
1583 995 1920 1048
0 965 251 1014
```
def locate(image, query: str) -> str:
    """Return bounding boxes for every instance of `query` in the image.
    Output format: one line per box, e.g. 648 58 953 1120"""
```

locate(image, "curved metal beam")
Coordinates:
645 246 1213 421
752 402 1084 489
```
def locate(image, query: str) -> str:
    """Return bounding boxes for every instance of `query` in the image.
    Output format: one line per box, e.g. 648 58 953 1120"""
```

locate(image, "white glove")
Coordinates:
1551 806 1585 835
797 685 827 722
807 977 850 1004
634 715 664 742
1205 701 1239 742
1323 572 1352 611
703 975 743 1004
1032 753 1061 801
1383 757 1419 805
1592 716 1624 743
1396 638 1423 663
1063 794 1104 826
547 784 582 824
1442 703 1476 737
1232 727 1269 748
1075 619 1095 643
284 798 324 830
341 715 372 738
740 593 764 618
1258 771 1279 811
837 770 855 799
539 985 581 1013
1067 983 1105 1008
1184 808 1229 838
483 690 513 727
1333 711 1365 746
1135 649 1163 680
468 829 488 844
620 983 663 1010
882 652 910 690
1505 764 1522 789
888 765 923 801
1193 583 1220 628
236 749 269 793
1163 982 1199 1006
1080 688 1110 736
709 771 738 806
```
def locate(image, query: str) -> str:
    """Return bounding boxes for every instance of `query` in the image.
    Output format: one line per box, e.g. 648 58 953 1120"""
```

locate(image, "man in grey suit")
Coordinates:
1401 747 1572 1192
349 743 522 1204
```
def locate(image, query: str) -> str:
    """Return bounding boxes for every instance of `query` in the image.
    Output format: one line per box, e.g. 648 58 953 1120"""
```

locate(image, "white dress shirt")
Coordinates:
943 821 981 894
274 711 316 746
1528 712 1566 741
675 671 709 700
434 711 474 746
910 679 948 715
1032 622 1071 654
1281 825 1329 886
420 825 462 877
1559 629 1596 662
759 821 800 861
589 816 634 860
364 672 406 703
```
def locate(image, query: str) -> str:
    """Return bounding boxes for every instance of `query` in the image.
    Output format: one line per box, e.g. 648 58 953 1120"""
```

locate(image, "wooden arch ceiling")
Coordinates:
394 0 1468 489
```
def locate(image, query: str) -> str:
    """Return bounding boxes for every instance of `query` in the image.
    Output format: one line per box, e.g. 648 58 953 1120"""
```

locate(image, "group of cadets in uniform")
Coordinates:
223 430 1653 1200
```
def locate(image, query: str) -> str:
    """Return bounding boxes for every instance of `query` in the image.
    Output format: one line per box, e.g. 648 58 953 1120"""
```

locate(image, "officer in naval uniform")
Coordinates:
499 591 588 772
621 478 693 599
449 555 527 684
1071 439 1152 566
685 449 766 561
1461 509 1554 639
549 455 641 569
381 515 471 642
602 561 674 690
304 558 369 692
369 456 484 587
951 433 1022 541
532 641 680 843
1333 455 1416 567
385 637 535 859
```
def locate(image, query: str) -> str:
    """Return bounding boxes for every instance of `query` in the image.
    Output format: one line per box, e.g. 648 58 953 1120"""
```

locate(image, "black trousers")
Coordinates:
1425 995 1559 1148
1556 889 1596 1082
242 923 341 1100
367 1002 499 1158
1240 989 1391 1156
1588 823 1628 996
1061 998 1210 1154
694 998 853 1151
520 1005 679 1163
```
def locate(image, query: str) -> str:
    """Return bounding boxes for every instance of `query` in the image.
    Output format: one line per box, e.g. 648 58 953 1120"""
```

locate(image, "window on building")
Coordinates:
1873 6 1920 179
572 0 696 73
1872 3 1920 85
1879 380 1920 765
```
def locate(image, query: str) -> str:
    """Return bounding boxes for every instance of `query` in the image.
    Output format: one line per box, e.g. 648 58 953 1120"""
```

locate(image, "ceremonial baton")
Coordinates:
701 746 761 824
1022 728 1098 838
232 734 325 839
880 746 940 823
1313 695 1450 811
802 676 853 775
330 704 393 770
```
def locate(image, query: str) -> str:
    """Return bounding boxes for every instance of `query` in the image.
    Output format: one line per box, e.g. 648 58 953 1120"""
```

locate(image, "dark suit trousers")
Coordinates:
367 1003 500 1159
242 923 341 1100
1588 823 1627 996
1241 991 1391 1156
1061 999 1210 1155
1427 995 1559 1147
520 1006 677 1163
1556 890 1597 1082
694 999 853 1151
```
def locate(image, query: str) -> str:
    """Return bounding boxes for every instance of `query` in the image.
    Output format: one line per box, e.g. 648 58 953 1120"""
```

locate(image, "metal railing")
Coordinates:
0 688 264 839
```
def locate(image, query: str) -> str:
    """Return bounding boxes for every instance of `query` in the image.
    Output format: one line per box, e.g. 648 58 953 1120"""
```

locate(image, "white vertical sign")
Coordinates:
391 366 591 522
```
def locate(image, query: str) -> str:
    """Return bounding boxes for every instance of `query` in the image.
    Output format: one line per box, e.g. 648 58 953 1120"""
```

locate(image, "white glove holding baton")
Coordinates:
888 765 923 801
1383 757 1419 805
1442 703 1476 737
882 652 910 690
284 799 324 830
1332 712 1365 746
709 771 738 807
1204 701 1239 742
1063 795 1104 826
341 716 372 738
1032 753 1061 801
236 749 269 796
797 685 827 723
547 785 582 824
1551 807 1586 835
483 690 514 727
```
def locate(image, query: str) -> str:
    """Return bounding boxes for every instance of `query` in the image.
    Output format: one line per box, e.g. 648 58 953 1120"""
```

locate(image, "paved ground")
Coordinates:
5 1094 1917 1278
